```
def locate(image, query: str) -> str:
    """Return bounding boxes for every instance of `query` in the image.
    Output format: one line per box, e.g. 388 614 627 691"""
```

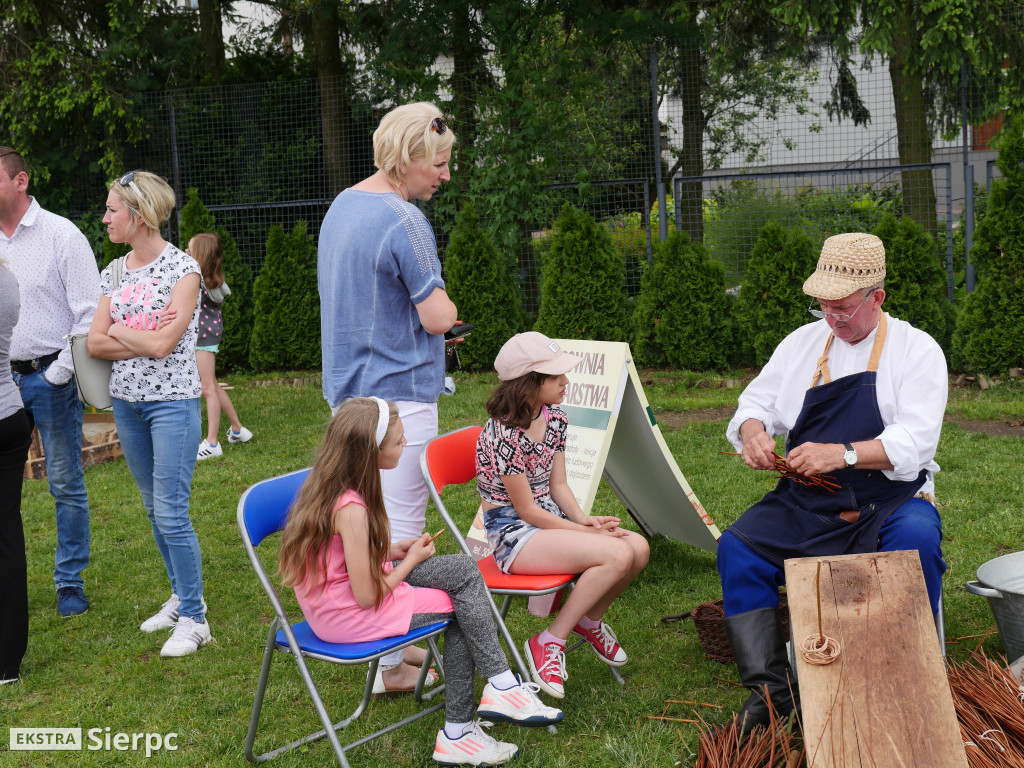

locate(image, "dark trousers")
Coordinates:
0 408 32 680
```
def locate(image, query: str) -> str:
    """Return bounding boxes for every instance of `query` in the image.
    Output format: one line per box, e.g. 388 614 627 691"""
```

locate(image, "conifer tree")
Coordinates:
179 188 254 372
249 221 320 372
444 201 523 370
873 212 954 352
733 222 817 366
633 229 733 370
535 203 628 341
952 113 1024 373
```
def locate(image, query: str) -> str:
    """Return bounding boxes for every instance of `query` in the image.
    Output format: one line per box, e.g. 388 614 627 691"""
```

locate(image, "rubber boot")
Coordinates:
724 606 799 734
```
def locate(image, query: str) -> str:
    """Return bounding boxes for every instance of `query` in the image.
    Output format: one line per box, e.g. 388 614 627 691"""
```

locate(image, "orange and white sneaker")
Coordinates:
433 720 519 766
524 634 568 699
571 620 628 667
477 678 563 725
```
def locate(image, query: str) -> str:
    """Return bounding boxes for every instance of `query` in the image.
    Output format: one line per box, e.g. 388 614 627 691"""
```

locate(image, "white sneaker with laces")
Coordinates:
197 440 222 460
140 594 208 633
433 720 518 766
477 678 564 725
160 616 213 657
226 425 253 444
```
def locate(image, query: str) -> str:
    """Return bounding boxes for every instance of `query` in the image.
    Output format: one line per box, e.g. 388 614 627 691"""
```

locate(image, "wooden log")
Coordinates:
23 412 123 480
785 551 968 768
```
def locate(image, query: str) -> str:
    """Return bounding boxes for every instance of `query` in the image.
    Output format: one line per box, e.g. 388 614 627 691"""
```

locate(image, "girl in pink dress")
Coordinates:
278 397 562 766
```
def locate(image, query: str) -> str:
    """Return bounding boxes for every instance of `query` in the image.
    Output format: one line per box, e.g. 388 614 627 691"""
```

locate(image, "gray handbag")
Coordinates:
70 256 124 410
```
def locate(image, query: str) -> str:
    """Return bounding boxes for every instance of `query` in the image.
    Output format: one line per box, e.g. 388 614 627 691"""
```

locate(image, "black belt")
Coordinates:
11 351 61 375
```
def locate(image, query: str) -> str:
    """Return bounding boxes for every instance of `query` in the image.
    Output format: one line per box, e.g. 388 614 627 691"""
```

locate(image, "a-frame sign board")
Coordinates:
554 339 719 552
465 339 719 557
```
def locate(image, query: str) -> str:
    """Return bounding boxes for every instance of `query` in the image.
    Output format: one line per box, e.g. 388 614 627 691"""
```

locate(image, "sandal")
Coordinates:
370 661 439 696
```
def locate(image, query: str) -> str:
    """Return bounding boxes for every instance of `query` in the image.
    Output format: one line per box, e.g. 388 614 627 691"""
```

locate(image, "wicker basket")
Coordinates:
673 593 790 664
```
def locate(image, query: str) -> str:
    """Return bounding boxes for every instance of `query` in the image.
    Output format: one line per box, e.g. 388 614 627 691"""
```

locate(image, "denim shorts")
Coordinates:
483 505 542 573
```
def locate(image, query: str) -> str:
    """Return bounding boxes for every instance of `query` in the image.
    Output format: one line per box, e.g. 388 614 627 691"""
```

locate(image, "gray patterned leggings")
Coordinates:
405 553 510 722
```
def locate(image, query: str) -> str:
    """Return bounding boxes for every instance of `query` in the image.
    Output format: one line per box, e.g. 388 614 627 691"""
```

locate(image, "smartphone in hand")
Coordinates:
444 323 473 341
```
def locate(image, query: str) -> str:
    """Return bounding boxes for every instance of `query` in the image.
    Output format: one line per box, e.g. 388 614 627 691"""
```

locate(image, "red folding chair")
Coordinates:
420 426 625 703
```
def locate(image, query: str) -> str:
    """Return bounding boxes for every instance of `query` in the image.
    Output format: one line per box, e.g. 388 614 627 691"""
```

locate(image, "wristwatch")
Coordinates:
842 442 858 468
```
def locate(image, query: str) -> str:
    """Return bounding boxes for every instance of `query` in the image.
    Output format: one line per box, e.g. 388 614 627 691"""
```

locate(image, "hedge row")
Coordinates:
175 108 1024 378
448 200 986 373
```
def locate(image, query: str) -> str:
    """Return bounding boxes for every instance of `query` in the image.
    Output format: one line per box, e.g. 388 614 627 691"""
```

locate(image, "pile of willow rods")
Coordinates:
948 651 1024 768
694 701 802 768
690 652 1024 767
720 451 840 493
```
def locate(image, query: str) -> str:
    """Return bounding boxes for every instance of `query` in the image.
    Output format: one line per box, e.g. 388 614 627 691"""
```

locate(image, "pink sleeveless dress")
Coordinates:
294 489 452 643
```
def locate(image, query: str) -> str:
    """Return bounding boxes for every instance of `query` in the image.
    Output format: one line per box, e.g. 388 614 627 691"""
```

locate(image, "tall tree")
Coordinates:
308 0 351 194
558 0 829 244
0 0 203 194
196 0 226 83
777 0 1024 239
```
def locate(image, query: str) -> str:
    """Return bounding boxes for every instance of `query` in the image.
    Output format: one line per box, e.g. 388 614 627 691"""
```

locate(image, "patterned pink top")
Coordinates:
294 489 416 643
475 405 569 518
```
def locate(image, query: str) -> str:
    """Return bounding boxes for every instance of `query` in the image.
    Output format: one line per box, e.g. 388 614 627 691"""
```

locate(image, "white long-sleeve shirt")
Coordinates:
726 313 947 495
2 198 100 385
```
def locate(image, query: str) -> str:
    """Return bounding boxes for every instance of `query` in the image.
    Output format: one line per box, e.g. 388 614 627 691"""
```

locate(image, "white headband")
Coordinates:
370 397 390 446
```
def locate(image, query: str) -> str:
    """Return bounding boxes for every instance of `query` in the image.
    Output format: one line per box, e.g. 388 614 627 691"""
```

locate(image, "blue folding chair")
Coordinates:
237 468 450 767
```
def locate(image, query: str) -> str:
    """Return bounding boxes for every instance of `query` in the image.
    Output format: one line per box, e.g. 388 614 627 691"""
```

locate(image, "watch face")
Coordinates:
844 450 857 466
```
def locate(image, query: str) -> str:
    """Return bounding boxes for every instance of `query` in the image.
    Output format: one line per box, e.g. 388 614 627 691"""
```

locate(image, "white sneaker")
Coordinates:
226 425 253 444
160 616 213 657
477 678 564 725
197 440 222 460
433 720 518 766
140 594 208 633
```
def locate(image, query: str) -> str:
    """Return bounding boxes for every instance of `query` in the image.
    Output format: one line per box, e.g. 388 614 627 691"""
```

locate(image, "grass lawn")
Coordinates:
2 369 1023 767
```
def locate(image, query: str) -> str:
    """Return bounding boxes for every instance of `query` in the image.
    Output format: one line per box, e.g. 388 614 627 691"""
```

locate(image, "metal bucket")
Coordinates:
966 551 1024 662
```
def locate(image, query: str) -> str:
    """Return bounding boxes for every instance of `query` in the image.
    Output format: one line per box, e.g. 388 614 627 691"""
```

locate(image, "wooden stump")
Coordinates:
23 412 123 480
785 551 967 768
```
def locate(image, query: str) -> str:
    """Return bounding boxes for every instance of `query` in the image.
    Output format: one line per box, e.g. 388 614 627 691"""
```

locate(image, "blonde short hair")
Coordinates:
109 171 175 234
373 102 455 187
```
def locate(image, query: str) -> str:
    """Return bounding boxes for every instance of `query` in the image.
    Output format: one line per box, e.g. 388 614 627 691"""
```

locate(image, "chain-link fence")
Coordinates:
56 21 1020 312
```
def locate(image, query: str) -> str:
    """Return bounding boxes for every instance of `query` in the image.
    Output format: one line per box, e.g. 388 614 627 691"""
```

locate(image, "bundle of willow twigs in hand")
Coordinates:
694 700 802 768
721 451 840 493
948 651 1024 768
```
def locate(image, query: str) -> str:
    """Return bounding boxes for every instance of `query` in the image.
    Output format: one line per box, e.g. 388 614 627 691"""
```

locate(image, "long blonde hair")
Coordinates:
278 398 397 608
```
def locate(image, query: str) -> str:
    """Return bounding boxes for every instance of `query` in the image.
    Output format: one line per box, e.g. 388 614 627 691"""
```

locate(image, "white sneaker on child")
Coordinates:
433 721 518 766
477 678 564 725
226 426 253 444
160 616 213 657
197 440 222 460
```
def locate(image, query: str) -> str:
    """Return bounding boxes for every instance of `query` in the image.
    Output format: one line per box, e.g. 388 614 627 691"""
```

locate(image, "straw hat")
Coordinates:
802 233 886 301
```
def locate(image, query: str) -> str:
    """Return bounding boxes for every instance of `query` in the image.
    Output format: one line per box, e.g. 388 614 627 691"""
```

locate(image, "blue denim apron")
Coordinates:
727 315 926 566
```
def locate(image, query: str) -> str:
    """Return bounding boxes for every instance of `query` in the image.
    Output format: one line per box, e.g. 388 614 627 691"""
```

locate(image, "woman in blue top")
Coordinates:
318 103 460 693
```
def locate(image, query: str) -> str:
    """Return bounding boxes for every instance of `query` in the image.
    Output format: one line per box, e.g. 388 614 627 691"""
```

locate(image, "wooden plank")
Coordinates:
787 559 860 767
785 551 967 768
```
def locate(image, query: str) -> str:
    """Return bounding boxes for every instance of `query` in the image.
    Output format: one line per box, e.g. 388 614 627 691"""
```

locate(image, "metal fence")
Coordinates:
56 25 1017 312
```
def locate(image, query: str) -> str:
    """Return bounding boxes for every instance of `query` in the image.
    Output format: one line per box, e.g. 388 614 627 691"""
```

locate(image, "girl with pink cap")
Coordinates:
475 332 650 699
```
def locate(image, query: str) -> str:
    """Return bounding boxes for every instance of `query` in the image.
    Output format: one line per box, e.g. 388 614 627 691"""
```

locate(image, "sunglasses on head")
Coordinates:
430 117 449 135
117 171 142 198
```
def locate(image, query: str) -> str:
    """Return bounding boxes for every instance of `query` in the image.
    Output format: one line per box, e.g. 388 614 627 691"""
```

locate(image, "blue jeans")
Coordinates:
112 397 206 620
13 370 90 591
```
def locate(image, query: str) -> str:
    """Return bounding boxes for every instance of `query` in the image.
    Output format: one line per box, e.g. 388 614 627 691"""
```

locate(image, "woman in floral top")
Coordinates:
475 332 649 700
87 171 211 658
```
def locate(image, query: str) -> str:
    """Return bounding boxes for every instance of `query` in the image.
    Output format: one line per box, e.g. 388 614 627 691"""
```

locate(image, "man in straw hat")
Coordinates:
714 232 947 733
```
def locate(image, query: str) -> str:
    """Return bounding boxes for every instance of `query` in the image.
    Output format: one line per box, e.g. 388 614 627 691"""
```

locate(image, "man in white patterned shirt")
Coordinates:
0 147 99 617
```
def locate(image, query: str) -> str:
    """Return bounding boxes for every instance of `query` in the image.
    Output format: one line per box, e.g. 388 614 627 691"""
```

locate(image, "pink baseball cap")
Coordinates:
494 332 583 381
